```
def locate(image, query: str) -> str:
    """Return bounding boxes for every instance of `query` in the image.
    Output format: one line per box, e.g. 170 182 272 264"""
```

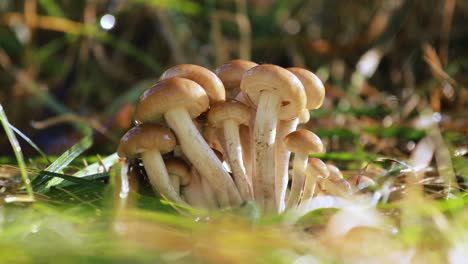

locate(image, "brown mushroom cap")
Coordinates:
287 67 325 110
207 100 251 128
166 158 191 186
348 175 376 190
298 109 310 124
215 59 258 91
327 164 343 180
117 124 176 158
161 64 225 103
284 129 324 155
240 64 306 120
307 158 330 179
135 77 209 124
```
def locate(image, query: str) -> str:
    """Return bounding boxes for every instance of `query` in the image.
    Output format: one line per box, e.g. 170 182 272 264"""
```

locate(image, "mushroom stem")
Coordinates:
239 125 252 182
275 118 299 212
170 175 180 194
164 107 242 207
285 152 308 208
253 91 280 212
182 171 210 209
200 174 219 209
141 149 187 205
223 119 253 200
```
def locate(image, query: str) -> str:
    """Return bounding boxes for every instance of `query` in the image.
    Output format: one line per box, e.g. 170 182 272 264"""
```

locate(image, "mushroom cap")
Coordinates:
287 67 325 110
298 109 310 124
166 158 191 186
327 164 343 180
240 64 306 120
284 129 324 155
161 64 225 103
207 100 251 127
215 59 258 91
307 158 330 180
347 175 376 190
117 124 176 158
135 77 209 124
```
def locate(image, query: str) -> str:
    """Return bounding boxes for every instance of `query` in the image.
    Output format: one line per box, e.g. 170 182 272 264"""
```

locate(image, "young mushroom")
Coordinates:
161 64 225 103
207 100 253 201
240 64 306 213
320 164 353 197
134 77 241 207
215 59 258 99
117 124 187 205
182 168 211 209
165 158 191 195
347 175 376 192
276 67 325 212
301 158 330 203
284 129 324 209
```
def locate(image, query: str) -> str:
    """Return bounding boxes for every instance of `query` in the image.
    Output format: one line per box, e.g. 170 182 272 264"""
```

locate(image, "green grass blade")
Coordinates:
8 123 51 164
0 104 34 199
32 127 93 191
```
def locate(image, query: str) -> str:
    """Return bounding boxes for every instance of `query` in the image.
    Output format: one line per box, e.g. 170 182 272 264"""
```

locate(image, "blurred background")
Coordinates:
0 0 466 159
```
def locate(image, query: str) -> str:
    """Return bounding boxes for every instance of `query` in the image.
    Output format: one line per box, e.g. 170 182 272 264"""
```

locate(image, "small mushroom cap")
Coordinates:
166 158 191 186
135 77 209 123
161 64 225 103
240 64 306 120
348 175 376 190
287 67 325 110
207 100 251 127
327 164 343 180
117 124 176 158
284 129 324 155
215 59 258 91
307 158 330 180
298 109 310 124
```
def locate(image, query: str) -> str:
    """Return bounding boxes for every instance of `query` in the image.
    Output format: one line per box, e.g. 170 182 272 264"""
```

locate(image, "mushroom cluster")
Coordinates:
117 60 371 214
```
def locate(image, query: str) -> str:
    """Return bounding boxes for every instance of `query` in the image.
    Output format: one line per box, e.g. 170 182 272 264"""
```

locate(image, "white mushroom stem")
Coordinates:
222 119 253 200
182 173 210 209
301 170 318 203
286 152 308 208
253 91 281 212
239 126 252 182
275 118 299 212
200 175 219 209
169 175 180 194
164 107 242 207
141 149 187 205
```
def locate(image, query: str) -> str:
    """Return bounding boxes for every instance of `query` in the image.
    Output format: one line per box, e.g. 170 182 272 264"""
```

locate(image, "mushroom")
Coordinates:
284 129 324 209
301 158 329 203
347 175 376 192
165 158 191 195
320 164 353 197
207 100 253 201
117 124 187 205
161 64 225 103
215 59 258 99
240 64 305 212
275 67 325 212
135 77 241 207
182 168 211 209
196 168 219 209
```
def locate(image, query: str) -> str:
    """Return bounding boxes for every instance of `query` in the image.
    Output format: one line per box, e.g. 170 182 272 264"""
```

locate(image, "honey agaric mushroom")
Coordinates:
320 164 353 197
134 77 241 207
208 100 253 201
301 158 329 203
215 59 258 99
276 67 325 212
197 168 219 209
348 175 376 191
284 129 324 209
161 64 225 103
165 158 191 195
241 64 306 212
117 124 187 205
182 169 211 209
